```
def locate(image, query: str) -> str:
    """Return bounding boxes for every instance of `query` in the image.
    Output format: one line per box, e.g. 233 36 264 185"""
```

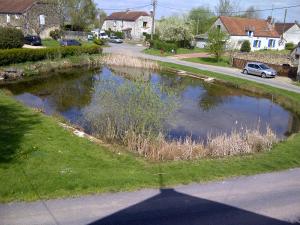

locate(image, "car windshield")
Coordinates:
259 64 270 69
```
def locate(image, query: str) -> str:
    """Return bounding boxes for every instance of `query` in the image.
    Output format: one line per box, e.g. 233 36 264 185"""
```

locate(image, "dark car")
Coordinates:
59 39 82 46
24 35 42 46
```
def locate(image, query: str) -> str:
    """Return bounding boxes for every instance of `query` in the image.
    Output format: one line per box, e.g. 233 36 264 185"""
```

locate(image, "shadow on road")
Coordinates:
89 166 298 225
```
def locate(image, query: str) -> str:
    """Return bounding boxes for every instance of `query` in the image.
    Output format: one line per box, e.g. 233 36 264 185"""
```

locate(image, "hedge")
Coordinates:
0 27 24 49
285 42 295 51
240 40 251 52
0 45 102 66
150 40 178 52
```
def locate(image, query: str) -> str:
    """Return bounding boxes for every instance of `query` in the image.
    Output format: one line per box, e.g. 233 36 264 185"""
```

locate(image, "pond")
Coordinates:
3 66 300 141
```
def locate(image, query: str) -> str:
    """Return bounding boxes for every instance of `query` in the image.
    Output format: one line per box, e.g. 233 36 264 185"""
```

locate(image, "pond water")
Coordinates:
3 66 300 141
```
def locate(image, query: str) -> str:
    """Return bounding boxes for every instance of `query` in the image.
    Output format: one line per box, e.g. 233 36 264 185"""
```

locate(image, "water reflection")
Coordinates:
3 66 300 141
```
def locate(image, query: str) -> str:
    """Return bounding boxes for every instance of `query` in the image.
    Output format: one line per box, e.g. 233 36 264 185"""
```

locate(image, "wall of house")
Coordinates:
212 18 284 51
0 2 59 38
283 25 300 45
102 16 152 40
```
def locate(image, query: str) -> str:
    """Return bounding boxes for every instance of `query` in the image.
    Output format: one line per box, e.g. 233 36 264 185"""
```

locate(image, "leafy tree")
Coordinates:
240 6 260 19
240 40 251 52
156 15 193 47
66 0 97 31
215 0 236 16
188 7 216 34
206 27 228 61
93 9 107 29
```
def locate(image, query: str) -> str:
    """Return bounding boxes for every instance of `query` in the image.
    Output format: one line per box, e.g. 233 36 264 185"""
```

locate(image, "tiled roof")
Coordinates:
274 23 298 35
106 11 150 21
0 0 35 14
220 16 280 38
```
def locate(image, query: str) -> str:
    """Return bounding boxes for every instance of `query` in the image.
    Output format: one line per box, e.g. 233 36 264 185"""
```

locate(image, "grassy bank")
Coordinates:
143 48 206 56
183 56 231 67
1 72 300 202
42 39 97 48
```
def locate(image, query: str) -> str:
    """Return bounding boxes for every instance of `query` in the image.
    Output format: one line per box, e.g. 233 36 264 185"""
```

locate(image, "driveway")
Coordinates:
104 43 300 94
1 168 300 225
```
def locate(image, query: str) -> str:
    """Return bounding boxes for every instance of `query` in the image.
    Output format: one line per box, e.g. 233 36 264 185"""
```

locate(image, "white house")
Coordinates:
102 11 152 40
275 23 300 45
212 16 283 51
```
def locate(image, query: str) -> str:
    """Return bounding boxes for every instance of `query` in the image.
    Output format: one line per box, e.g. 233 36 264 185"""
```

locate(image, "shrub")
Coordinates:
0 45 102 66
285 42 295 51
93 38 105 46
152 40 178 53
240 40 251 52
0 27 24 49
113 31 124 39
49 29 63 40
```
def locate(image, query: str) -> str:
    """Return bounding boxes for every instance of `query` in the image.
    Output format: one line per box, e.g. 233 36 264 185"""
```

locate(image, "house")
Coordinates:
0 0 59 38
275 22 300 45
102 11 153 40
212 16 282 51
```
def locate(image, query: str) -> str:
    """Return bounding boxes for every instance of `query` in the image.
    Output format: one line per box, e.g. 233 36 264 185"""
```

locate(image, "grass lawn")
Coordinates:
1 61 300 202
42 39 97 48
183 56 231 67
143 47 207 56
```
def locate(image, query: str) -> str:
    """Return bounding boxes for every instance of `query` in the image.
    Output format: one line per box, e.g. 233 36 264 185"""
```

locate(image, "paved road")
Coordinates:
104 43 300 94
1 168 300 225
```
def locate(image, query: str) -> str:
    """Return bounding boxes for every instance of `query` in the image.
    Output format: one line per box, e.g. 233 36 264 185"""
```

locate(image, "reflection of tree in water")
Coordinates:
199 83 244 112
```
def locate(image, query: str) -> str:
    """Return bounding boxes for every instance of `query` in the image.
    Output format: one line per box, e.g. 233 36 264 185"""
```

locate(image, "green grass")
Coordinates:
1 64 300 202
255 49 290 55
183 56 231 67
42 39 97 48
143 47 207 56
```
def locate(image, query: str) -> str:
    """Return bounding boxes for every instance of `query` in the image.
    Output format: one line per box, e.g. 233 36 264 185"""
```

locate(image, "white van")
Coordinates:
91 29 108 39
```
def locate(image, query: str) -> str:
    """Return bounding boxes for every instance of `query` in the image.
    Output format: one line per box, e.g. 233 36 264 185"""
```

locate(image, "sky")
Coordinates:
96 0 300 22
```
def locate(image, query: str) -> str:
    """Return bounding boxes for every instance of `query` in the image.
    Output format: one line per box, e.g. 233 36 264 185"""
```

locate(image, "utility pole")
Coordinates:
151 0 157 40
282 9 287 39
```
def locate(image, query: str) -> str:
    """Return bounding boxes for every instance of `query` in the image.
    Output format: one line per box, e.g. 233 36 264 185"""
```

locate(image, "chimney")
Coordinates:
126 9 130 13
267 16 272 24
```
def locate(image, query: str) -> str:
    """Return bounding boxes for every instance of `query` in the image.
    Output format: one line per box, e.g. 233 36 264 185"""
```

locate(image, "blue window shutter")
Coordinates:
258 41 261 48
273 40 275 47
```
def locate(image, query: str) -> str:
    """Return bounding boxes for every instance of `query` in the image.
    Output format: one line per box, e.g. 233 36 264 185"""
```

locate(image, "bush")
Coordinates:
151 40 178 53
0 27 24 49
285 42 295 51
240 40 251 52
93 38 105 46
49 29 63 40
0 45 102 66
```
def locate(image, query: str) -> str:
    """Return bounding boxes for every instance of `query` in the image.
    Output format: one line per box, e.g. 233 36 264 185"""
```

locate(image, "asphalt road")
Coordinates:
104 43 300 94
1 169 300 225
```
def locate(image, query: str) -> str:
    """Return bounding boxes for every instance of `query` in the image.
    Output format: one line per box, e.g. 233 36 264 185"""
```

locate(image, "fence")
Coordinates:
232 58 297 78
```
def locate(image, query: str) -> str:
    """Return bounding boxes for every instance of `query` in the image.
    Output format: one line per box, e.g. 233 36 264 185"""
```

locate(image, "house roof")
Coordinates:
105 11 150 21
274 23 299 35
219 16 280 38
0 0 36 14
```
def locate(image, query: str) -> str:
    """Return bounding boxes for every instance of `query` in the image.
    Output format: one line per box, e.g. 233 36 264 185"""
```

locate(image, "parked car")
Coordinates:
109 35 123 44
24 35 42 46
59 39 81 46
243 62 277 78
91 29 109 40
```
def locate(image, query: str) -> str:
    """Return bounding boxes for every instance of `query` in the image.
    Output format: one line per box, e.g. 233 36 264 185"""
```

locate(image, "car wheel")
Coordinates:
243 69 248 74
261 72 267 78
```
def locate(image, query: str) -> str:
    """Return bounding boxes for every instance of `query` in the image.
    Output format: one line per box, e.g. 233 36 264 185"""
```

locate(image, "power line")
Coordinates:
157 3 300 14
102 4 152 11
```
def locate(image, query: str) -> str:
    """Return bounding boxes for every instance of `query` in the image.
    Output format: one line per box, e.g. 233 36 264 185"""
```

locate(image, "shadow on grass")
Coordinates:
0 102 40 163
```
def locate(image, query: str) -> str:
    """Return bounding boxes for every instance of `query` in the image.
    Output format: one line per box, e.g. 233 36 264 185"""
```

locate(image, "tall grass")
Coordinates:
102 54 160 70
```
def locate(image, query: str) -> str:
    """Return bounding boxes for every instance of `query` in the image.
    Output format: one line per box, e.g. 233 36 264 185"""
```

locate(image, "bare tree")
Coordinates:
241 6 260 19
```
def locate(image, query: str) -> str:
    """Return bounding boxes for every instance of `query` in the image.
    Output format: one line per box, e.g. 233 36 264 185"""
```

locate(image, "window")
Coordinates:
268 39 275 48
15 15 19 19
6 15 10 23
143 22 147 28
247 31 253 37
39 15 45 25
113 21 117 27
253 40 261 48
254 64 260 70
217 25 221 30
248 64 254 68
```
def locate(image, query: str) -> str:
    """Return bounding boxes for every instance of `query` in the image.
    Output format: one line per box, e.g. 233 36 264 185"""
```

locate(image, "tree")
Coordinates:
240 40 251 52
188 7 216 35
241 6 260 19
66 0 97 31
215 0 236 16
206 27 228 61
156 15 194 47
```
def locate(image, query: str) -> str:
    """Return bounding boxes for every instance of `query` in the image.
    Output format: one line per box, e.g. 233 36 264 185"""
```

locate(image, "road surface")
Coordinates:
104 43 300 94
1 168 300 225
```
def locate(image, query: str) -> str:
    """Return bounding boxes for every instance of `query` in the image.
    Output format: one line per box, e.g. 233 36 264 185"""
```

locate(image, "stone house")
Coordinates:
0 0 60 38
211 16 283 51
102 11 152 40
275 22 300 45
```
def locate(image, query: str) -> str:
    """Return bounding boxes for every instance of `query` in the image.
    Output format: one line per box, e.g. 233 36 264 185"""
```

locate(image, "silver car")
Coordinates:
243 62 277 78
